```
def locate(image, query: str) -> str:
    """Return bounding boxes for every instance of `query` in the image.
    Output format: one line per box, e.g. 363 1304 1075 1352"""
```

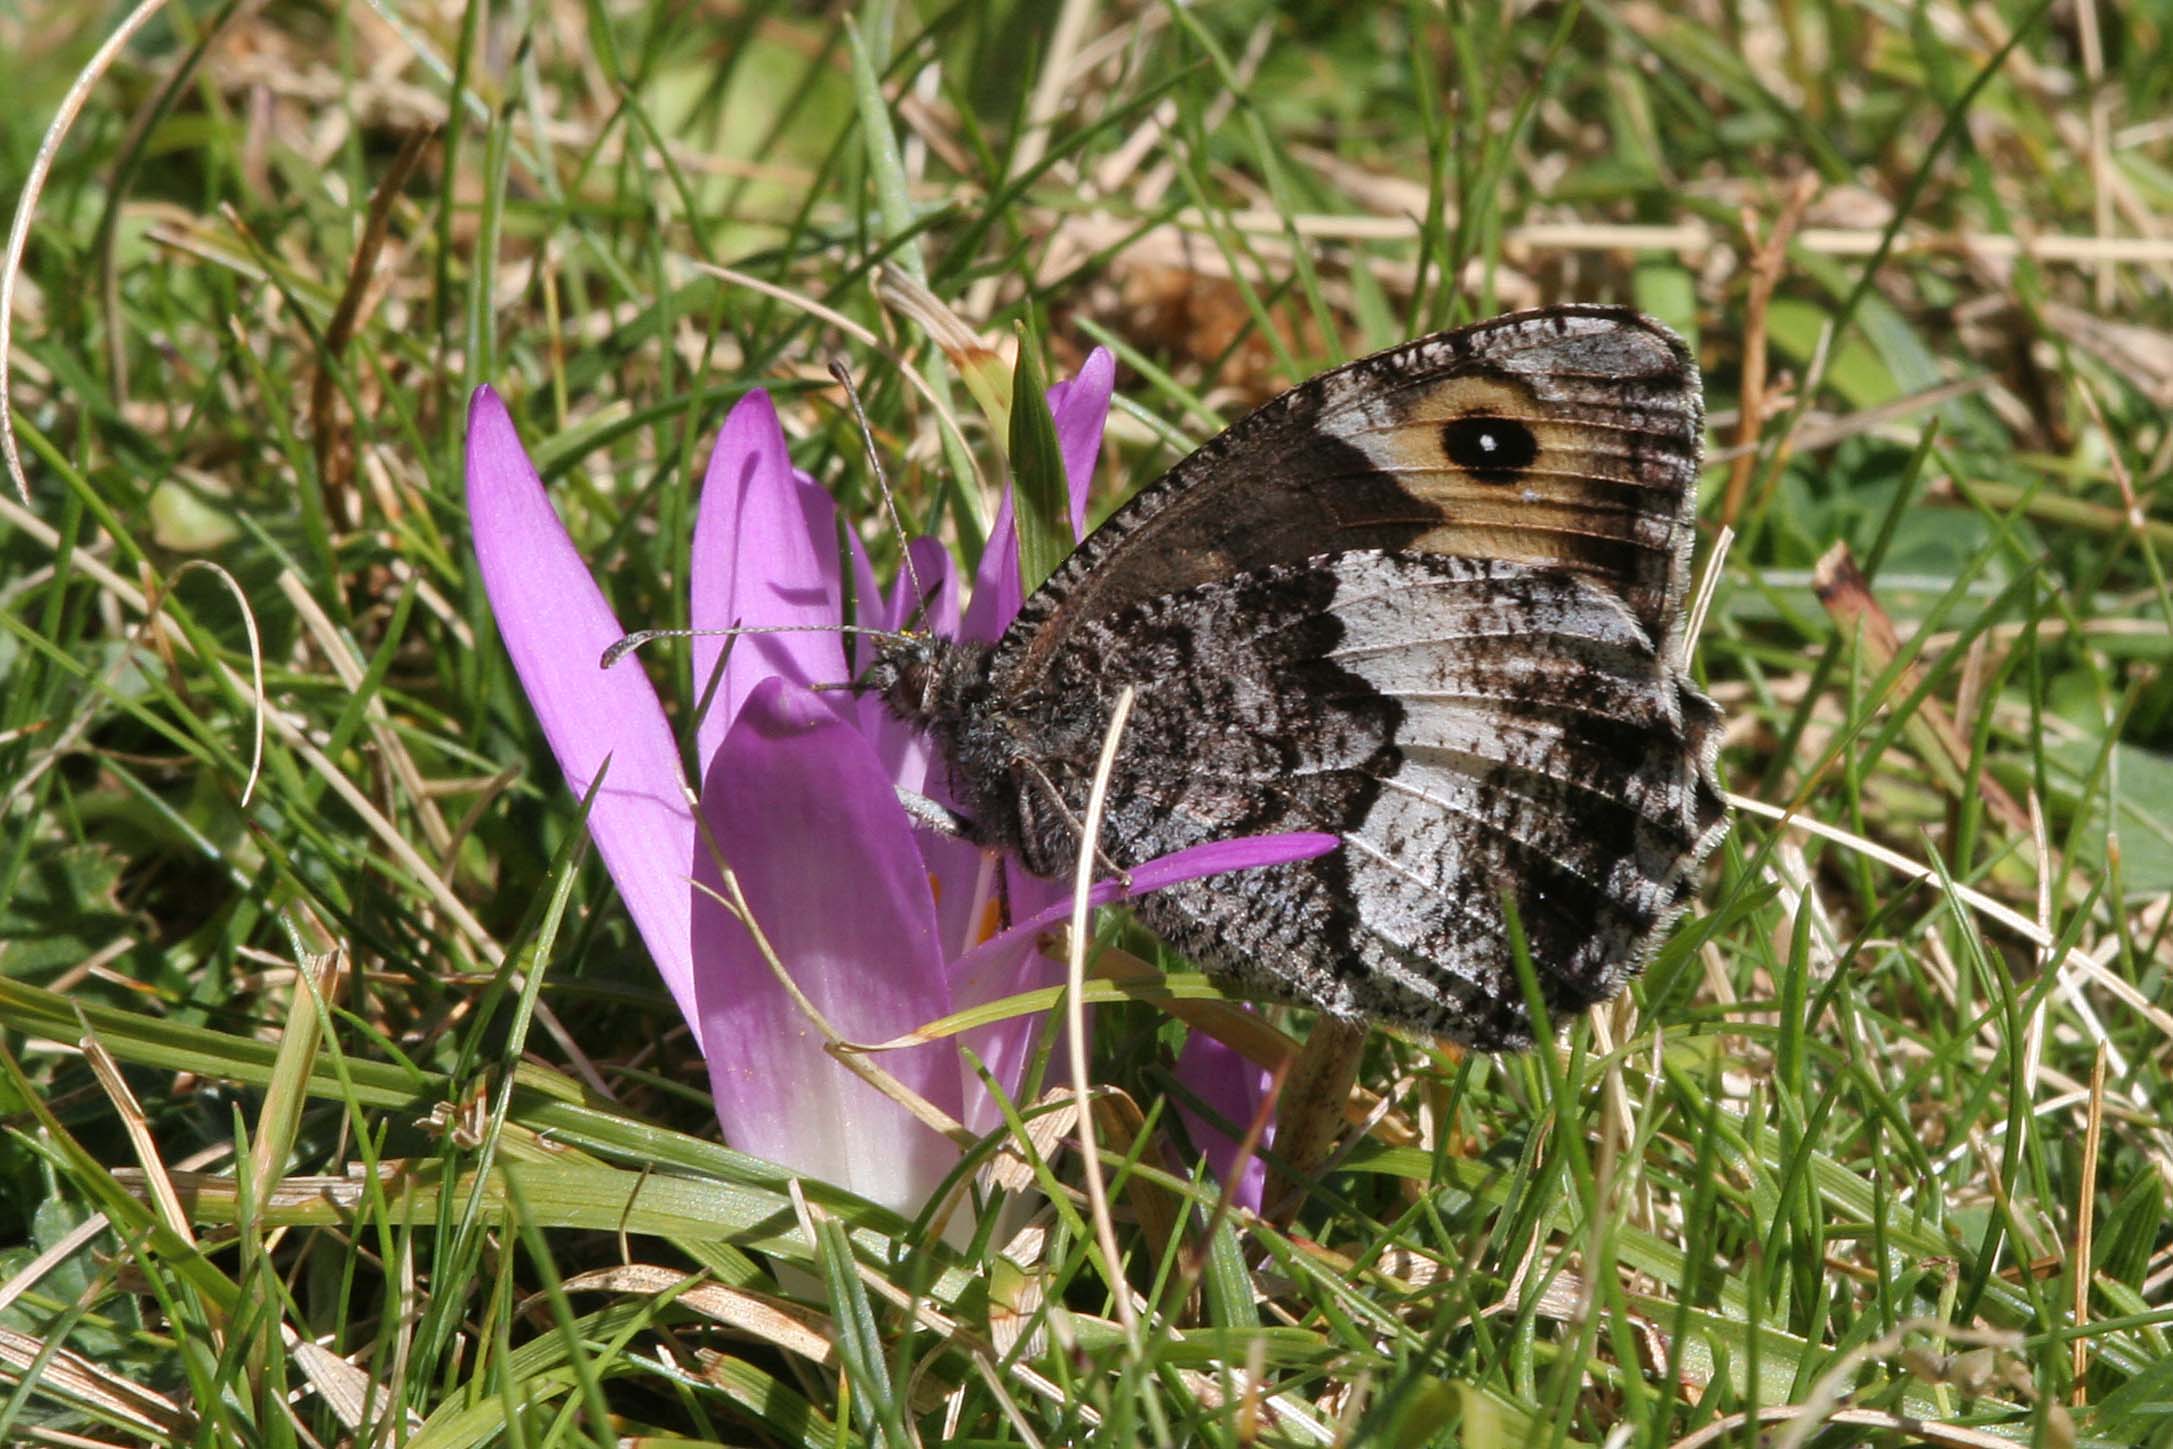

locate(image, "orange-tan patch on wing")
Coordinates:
1327 373 1691 620
1342 376 1671 490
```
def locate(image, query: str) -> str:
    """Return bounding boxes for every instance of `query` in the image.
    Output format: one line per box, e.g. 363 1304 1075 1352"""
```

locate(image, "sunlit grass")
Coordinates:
2 1 2170 1445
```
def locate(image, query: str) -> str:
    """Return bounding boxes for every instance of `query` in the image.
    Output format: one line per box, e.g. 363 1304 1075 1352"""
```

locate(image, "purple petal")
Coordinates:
844 504 883 668
1128 833 1341 890
689 392 850 773
692 676 966 1212
945 832 1332 1138
940 921 1042 1138
886 536 961 638
1045 347 1114 538
945 832 1339 999
959 485 1022 646
1001 858 1069 952
841 513 963 658
1173 1028 1274 1212
465 387 708 1051
946 857 1070 1139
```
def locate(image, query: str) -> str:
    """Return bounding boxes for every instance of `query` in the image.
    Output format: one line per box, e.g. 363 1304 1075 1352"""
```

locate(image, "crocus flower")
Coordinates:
466 354 1329 1218
1173 1029 1276 1210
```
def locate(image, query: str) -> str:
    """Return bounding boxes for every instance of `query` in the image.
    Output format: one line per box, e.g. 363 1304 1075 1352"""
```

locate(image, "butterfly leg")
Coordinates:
1012 756 1134 887
893 786 977 840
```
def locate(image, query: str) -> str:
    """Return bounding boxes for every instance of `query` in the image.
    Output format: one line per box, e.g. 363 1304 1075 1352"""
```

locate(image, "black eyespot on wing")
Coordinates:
1441 414 1538 484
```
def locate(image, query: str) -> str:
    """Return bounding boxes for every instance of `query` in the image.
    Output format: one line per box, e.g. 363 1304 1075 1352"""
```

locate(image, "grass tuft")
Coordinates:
2 2 2170 1444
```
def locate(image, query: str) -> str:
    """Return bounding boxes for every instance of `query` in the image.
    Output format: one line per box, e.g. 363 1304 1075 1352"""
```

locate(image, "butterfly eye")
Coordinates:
1441 414 1538 483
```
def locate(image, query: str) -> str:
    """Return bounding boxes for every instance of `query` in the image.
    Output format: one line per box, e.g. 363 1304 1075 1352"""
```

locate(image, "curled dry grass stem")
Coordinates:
0 0 178 507
1068 682 1140 1338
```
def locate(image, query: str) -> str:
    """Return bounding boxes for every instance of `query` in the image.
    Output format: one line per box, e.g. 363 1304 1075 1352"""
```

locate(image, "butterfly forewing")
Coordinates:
993 305 1705 694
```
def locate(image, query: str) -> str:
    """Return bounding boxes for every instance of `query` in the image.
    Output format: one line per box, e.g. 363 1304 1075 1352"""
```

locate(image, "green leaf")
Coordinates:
1455 1381 1585 1448
818 1211 906 1447
1198 1213 1258 1330
1008 328 1072 593
0 843 129 977
2046 736 2173 893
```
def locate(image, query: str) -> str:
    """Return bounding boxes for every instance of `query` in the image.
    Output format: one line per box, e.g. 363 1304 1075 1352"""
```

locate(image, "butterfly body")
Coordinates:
872 305 1727 1048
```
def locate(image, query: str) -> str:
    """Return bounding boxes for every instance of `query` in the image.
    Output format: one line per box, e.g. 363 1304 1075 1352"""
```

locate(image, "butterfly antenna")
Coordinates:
600 622 913 672
828 354 930 625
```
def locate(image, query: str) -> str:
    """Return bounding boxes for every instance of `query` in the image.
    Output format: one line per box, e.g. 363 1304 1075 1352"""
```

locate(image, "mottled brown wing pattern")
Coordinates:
992 305 1705 694
999 551 1725 1048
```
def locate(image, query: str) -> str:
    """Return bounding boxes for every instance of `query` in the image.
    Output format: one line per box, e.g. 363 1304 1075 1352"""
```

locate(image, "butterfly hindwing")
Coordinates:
1002 550 1723 1047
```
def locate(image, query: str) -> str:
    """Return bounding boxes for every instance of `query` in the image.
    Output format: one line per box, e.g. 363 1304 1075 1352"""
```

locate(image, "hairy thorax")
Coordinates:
864 630 1095 868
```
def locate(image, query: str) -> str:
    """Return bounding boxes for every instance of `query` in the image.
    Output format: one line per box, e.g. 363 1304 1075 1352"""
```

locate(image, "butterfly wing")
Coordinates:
1003 548 1723 1047
993 305 1705 695
972 305 1721 1043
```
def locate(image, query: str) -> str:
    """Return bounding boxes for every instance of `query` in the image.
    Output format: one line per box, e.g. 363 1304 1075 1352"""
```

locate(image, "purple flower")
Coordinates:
1173 1029 1276 1210
465 353 1329 1216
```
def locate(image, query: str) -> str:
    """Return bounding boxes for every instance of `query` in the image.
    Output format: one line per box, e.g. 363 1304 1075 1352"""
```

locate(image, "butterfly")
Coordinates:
868 305 1728 1049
